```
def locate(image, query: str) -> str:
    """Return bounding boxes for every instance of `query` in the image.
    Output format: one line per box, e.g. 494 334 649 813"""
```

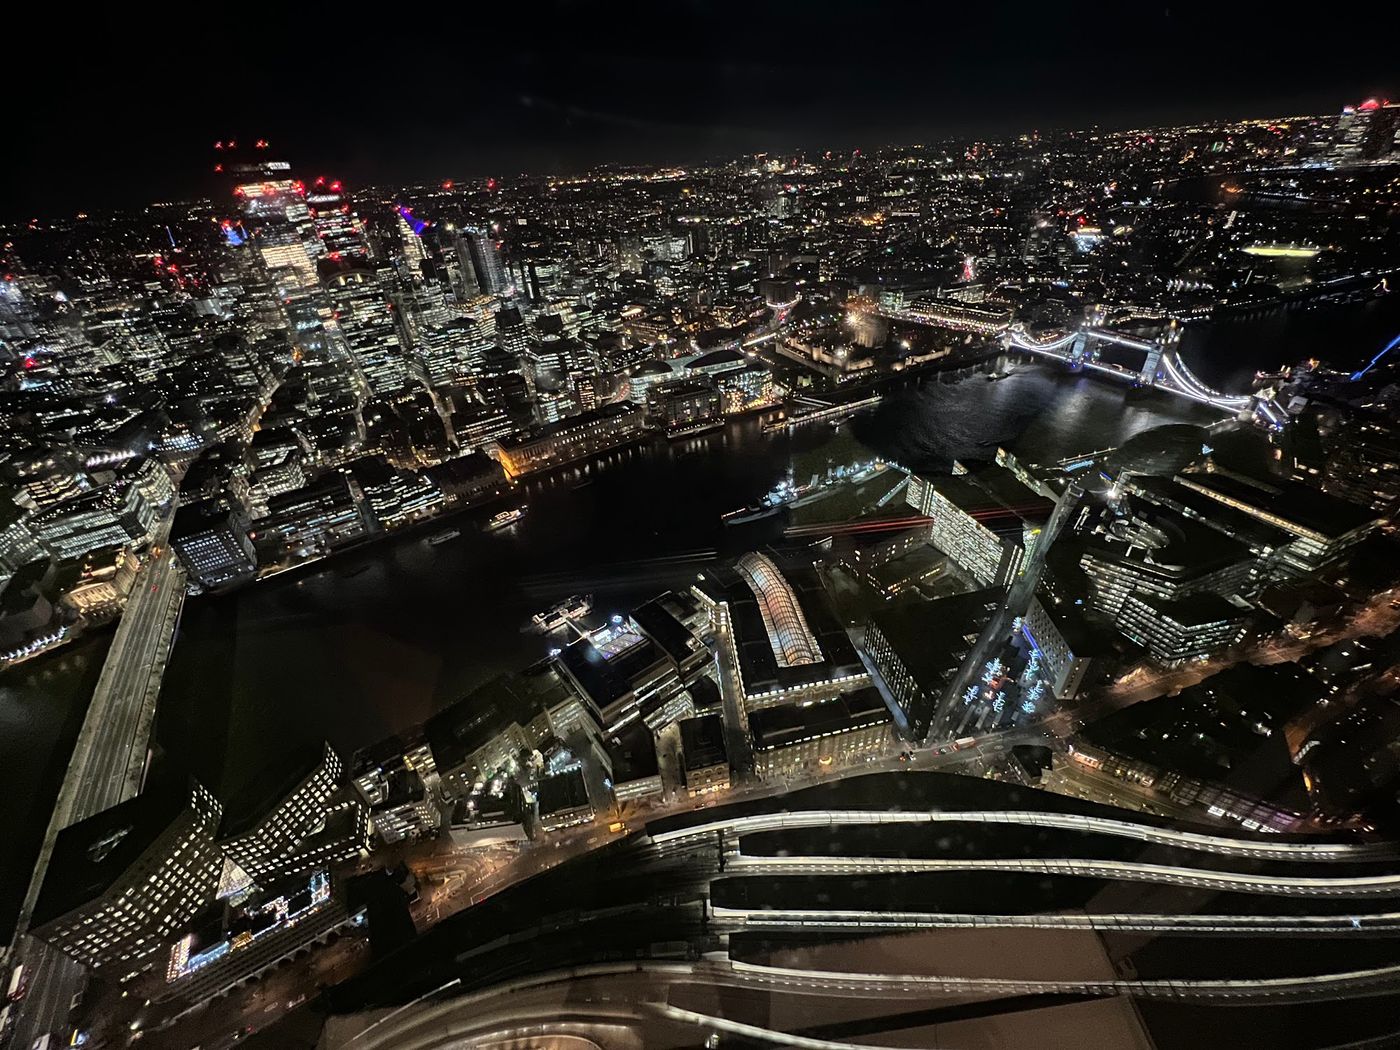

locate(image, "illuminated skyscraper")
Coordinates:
224 143 320 289
326 267 408 397
396 210 430 277
495 304 530 362
306 177 369 263
1330 98 1400 165
456 226 507 295
450 229 482 299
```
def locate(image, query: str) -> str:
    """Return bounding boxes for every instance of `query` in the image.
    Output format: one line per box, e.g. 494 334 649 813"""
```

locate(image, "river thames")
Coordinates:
2 296 1396 937
154 359 1217 808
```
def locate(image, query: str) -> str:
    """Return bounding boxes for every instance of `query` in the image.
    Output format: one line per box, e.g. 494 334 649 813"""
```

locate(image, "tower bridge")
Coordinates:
850 297 1285 425
1003 322 1286 425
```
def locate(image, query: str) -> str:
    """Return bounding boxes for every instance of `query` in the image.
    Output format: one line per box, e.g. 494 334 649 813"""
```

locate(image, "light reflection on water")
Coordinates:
156 363 1218 802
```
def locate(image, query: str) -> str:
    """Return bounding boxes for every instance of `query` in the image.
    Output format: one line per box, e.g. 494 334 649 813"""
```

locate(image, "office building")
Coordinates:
252 473 369 557
865 588 1004 739
1078 504 1256 618
556 595 709 735
749 686 892 778
352 739 440 844
694 551 867 708
905 466 1053 587
456 226 507 296
1118 591 1250 666
306 178 369 262
536 766 593 832
28 481 160 561
1172 471 1379 576
426 663 601 797
325 267 407 397
0 497 47 575
220 743 366 884
1020 595 1102 699
1329 98 1400 165
491 401 644 478
234 172 319 289
31 775 225 974
679 714 729 797
345 458 445 531
605 722 663 802
171 501 257 589
1074 665 1319 832
651 379 723 434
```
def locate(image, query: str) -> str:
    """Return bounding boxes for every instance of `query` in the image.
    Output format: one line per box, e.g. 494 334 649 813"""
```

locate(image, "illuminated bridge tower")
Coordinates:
1138 320 1177 386
1068 329 1090 369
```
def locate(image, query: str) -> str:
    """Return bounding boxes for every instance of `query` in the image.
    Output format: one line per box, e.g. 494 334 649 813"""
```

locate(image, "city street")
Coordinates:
6 511 185 1050
1081 588 1400 716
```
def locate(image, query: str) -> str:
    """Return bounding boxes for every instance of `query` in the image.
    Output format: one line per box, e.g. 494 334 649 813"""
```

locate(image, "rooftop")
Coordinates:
679 713 727 771
748 686 890 752
1082 502 1255 578
536 767 590 816
606 722 660 784
868 587 1005 688
697 550 863 696
34 770 213 928
1177 471 1378 543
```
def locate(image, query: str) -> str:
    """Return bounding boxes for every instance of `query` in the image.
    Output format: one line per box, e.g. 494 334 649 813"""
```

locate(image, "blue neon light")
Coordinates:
1019 623 1043 657
396 206 428 237
1352 332 1400 381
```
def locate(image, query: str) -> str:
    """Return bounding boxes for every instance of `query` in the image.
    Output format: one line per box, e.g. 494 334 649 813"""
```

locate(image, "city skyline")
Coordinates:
5 1 1398 218
3 52 1400 1049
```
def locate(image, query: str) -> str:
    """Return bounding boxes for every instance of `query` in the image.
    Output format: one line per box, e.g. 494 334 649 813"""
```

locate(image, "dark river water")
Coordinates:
154 361 1216 805
0 631 110 937
4 293 1398 938
1178 293 1400 392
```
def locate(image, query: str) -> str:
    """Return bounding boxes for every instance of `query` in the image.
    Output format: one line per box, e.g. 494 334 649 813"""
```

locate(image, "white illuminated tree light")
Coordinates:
963 684 980 706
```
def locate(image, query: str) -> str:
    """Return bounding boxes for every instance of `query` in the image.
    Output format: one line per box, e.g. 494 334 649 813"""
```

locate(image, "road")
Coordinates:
707 622 756 782
128 931 371 1050
2 937 86 1050
1087 588 1400 714
65 524 186 823
5 504 187 1050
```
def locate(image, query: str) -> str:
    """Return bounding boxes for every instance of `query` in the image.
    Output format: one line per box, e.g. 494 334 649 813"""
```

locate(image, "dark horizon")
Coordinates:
5 1 1397 219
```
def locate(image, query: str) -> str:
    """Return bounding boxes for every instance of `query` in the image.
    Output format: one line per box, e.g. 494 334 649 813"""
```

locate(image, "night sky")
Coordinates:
5 1 1395 218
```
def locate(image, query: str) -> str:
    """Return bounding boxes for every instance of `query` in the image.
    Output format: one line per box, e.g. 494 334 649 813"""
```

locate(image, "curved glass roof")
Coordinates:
736 552 823 668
